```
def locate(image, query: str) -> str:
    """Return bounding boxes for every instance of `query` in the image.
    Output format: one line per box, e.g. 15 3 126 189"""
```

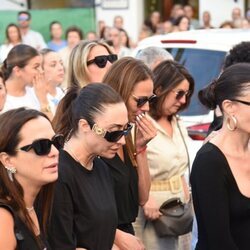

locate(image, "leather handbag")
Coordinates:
152 118 194 237
153 197 193 237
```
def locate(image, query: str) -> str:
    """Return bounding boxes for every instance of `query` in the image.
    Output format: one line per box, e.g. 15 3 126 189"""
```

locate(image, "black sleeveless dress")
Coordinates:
0 203 50 250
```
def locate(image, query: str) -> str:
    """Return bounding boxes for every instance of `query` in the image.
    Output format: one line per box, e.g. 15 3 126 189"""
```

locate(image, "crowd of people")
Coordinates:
141 5 250 36
0 4 249 250
1 5 250 66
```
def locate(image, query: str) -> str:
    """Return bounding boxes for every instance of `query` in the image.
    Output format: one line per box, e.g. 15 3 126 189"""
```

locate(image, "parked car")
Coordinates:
133 29 250 141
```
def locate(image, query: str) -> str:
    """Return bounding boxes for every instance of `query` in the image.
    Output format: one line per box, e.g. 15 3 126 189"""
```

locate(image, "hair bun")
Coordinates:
198 78 218 110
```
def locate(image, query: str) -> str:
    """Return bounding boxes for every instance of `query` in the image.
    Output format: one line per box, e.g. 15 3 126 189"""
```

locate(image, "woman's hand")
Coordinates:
32 70 48 106
143 195 162 220
115 229 145 250
135 113 157 151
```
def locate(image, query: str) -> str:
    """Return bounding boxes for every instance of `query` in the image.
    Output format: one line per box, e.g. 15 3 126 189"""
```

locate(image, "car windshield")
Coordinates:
167 48 226 116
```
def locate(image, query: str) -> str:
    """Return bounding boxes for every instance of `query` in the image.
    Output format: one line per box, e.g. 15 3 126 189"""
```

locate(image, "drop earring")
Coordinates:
5 166 17 182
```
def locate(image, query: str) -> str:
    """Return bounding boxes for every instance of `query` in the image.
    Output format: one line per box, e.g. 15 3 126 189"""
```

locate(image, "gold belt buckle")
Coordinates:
169 175 182 194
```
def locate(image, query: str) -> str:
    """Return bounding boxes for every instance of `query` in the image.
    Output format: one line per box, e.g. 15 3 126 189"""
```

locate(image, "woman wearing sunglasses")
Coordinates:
102 57 157 250
67 40 117 89
135 60 194 250
0 107 63 250
49 83 131 250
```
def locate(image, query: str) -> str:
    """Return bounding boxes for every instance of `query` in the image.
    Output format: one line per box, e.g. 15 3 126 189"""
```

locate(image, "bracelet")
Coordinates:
133 145 147 157
40 104 52 113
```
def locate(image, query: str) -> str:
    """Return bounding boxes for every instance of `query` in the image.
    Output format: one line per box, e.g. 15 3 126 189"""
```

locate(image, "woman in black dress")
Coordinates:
103 57 157 249
191 63 250 250
0 108 62 249
49 84 131 250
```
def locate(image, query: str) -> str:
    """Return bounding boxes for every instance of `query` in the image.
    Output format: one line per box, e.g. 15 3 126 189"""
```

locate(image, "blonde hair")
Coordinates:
68 40 114 88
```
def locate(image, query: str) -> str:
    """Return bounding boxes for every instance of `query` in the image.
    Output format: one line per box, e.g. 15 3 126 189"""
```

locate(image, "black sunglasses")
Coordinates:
172 90 190 100
17 134 64 156
92 123 133 142
132 94 157 108
231 99 250 106
87 54 118 68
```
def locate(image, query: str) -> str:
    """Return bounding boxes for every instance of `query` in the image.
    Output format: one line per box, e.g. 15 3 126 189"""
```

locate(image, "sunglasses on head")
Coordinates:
87 54 118 68
132 94 157 108
92 123 133 142
172 90 190 100
17 134 64 156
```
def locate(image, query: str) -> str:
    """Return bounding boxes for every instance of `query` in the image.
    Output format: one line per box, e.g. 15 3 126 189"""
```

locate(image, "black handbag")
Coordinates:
152 117 194 237
153 197 193 237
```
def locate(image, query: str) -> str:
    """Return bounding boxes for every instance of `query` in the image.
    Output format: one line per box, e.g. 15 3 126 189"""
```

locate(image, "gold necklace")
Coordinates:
64 145 93 170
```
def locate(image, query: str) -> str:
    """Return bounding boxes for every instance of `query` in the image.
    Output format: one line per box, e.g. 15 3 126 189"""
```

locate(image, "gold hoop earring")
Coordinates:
5 166 17 182
226 115 237 131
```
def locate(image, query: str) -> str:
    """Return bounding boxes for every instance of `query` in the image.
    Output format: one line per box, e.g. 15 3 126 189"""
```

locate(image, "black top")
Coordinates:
191 142 250 250
0 203 49 250
48 150 117 250
102 146 139 230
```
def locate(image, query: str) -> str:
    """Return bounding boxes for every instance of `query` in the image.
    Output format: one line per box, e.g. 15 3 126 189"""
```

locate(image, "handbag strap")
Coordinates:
175 116 191 191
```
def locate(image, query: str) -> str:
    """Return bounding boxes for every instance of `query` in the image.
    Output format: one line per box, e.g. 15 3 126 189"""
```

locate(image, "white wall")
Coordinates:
199 0 245 27
0 0 27 10
95 0 144 43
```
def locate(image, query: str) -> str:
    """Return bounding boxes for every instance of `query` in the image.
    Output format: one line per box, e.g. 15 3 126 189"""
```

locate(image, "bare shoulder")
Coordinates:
0 207 14 224
0 207 16 249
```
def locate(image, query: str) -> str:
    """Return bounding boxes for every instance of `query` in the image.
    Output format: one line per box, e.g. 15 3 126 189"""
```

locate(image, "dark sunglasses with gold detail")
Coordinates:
91 123 133 142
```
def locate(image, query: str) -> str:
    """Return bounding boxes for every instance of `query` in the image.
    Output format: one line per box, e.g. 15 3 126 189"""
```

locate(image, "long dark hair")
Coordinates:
0 108 55 247
52 83 123 140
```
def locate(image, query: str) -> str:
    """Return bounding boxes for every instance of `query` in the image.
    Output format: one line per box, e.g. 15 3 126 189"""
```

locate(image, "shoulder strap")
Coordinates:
0 202 15 218
175 117 191 190
0 203 25 241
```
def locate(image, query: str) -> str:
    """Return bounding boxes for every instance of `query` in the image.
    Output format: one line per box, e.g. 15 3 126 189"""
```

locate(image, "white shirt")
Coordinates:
147 115 190 180
0 44 15 63
47 87 65 114
118 46 131 58
22 30 47 50
2 87 40 113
